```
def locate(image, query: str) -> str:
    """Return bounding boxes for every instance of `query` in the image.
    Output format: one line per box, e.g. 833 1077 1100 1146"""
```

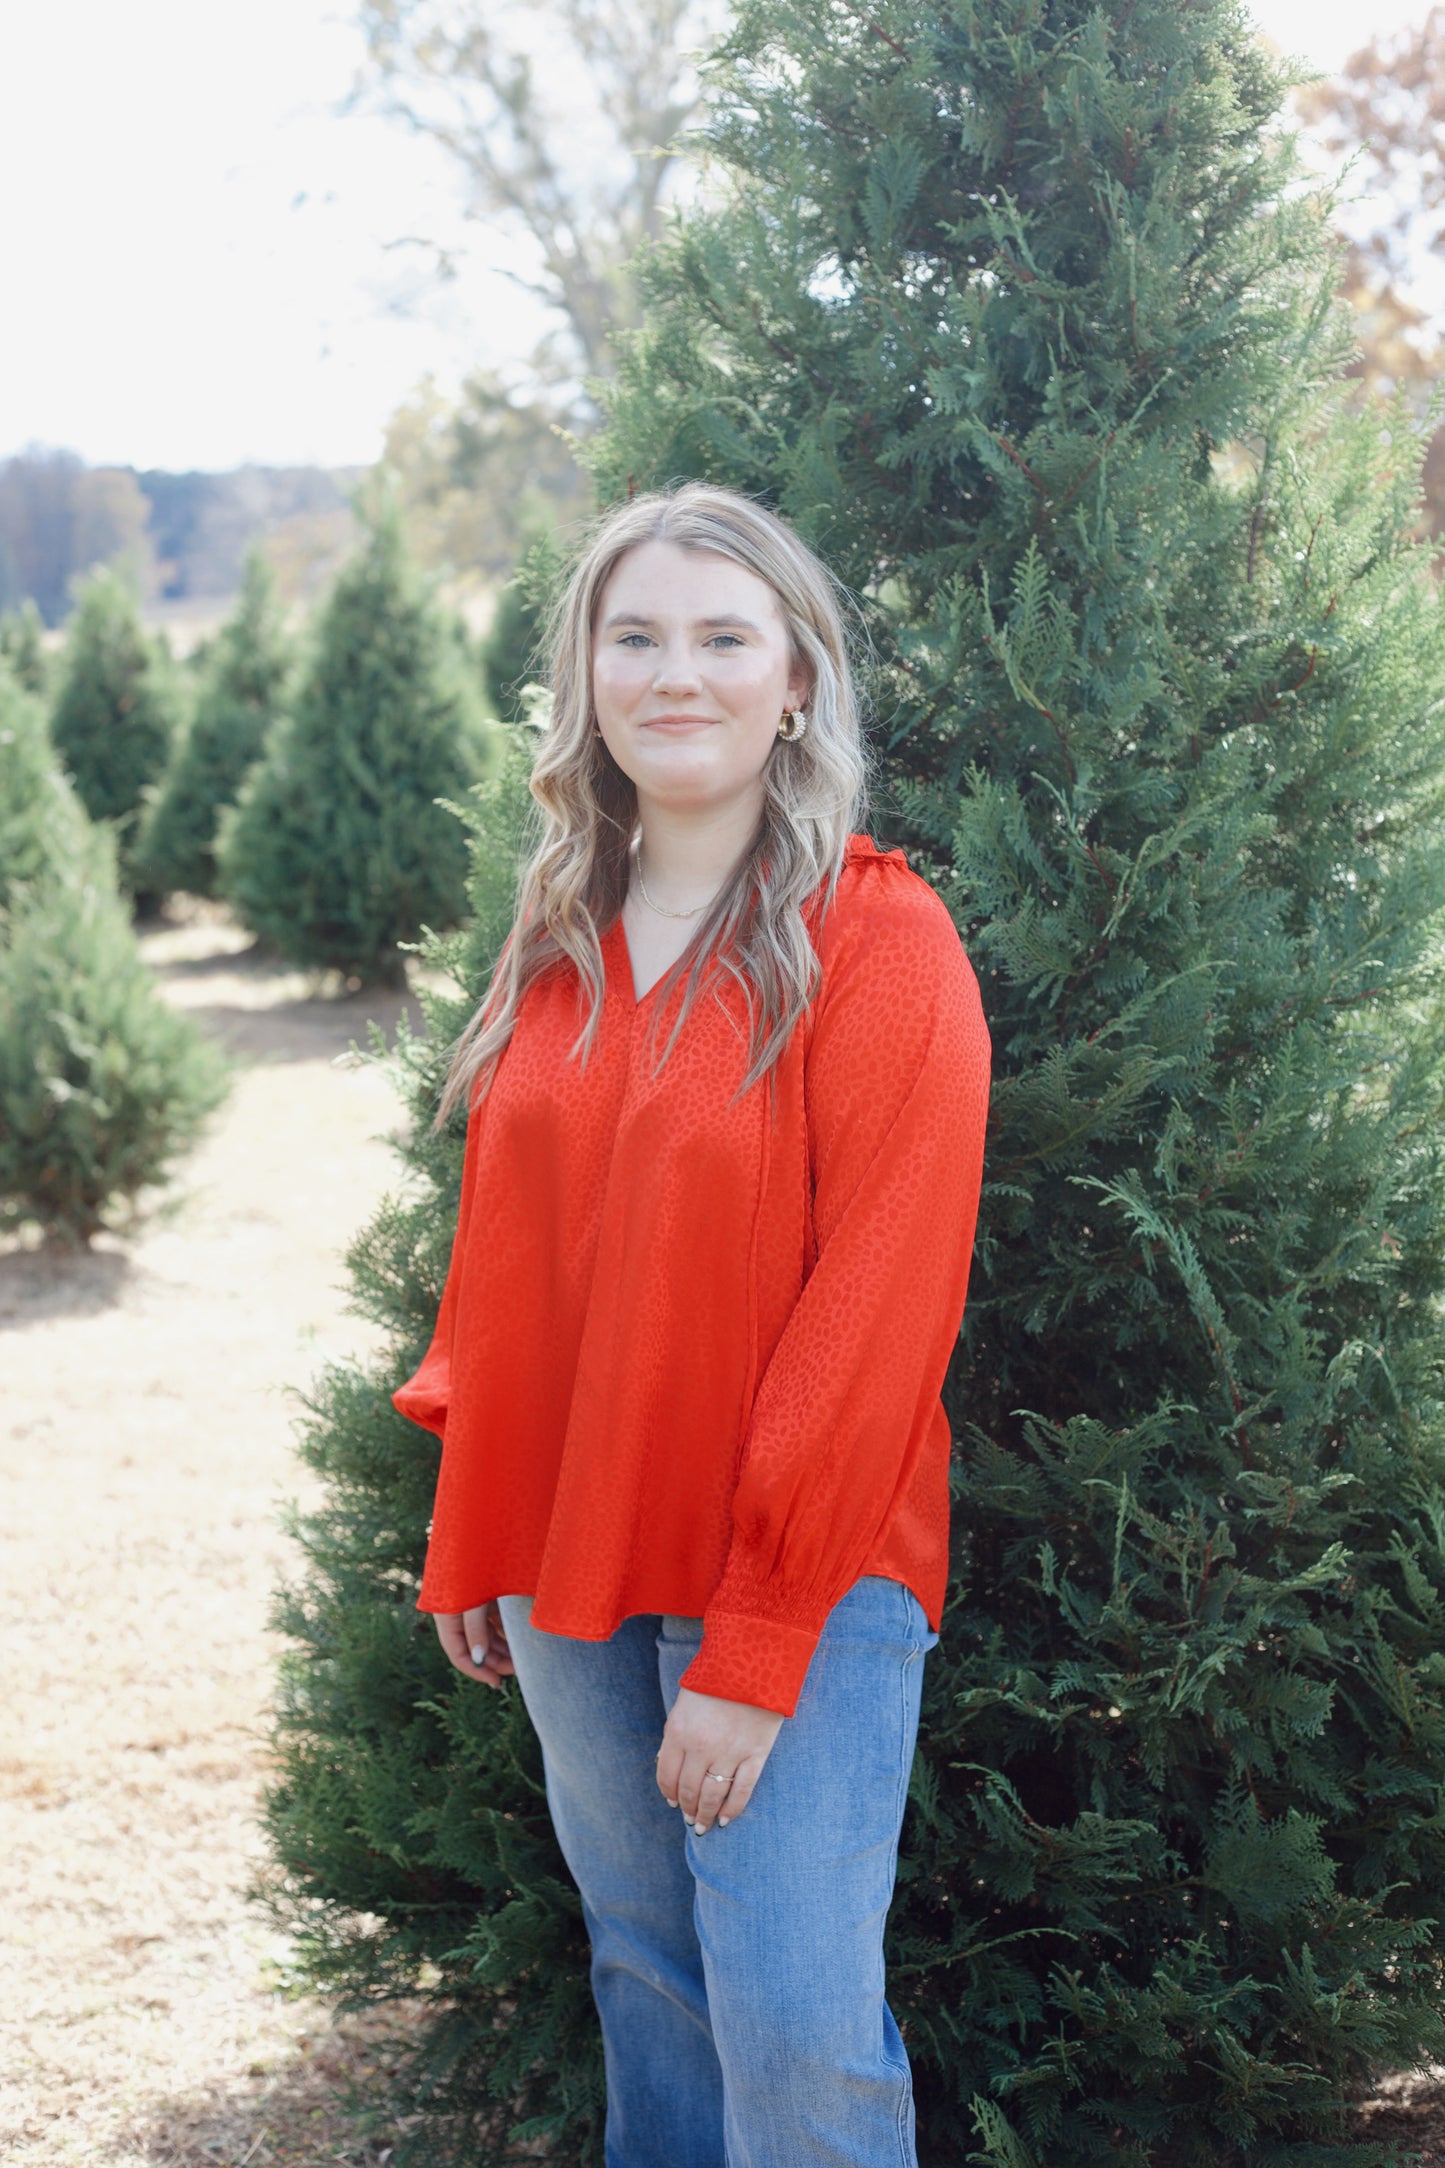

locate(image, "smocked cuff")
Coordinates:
677 1609 823 1719
391 1377 448 1439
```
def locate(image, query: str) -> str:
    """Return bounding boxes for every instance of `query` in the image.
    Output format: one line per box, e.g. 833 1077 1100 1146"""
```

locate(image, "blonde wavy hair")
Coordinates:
434 482 871 1130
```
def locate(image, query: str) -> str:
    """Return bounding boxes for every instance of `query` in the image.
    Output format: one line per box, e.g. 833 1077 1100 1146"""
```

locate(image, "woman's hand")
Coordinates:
656 1685 783 1833
434 1601 515 1688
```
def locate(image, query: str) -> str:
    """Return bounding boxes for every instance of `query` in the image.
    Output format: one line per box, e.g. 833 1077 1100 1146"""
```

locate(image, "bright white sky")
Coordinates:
0 0 1433 473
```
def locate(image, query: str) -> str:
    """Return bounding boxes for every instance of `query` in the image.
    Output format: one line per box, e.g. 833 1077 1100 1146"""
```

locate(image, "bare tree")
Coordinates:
1298 8 1445 329
1296 9 1445 542
355 0 721 399
0 450 157 625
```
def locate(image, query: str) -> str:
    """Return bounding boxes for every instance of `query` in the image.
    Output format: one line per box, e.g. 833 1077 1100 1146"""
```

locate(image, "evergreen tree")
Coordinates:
0 599 51 699
0 661 87 906
260 3 1445 2161
218 504 485 987
0 669 227 1244
48 567 180 886
138 552 293 898
478 534 561 724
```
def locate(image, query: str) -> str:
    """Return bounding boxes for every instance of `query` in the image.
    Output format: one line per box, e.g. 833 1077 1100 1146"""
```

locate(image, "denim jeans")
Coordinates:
495 1574 939 2168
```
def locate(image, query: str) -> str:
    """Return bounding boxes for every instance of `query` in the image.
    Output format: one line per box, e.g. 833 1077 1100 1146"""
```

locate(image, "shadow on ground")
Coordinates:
139 903 438 1071
1354 2073 1445 2162
177 992 424 1069
0 1235 134 1328
126 2005 425 2168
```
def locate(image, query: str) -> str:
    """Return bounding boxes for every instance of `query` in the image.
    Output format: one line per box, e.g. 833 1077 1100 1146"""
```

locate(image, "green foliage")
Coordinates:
0 663 87 908
218 502 487 986
0 674 228 1243
263 1 1445 2160
48 567 181 888
138 553 293 898
478 533 562 722
0 599 51 698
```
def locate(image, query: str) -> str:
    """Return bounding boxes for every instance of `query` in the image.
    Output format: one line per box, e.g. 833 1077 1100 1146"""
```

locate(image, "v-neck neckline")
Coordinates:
608 913 672 1010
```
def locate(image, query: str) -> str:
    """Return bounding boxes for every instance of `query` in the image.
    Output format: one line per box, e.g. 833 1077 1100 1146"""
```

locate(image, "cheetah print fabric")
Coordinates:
393 833 992 1717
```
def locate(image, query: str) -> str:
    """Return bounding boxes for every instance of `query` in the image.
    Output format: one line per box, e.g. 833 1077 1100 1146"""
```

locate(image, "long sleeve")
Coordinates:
677 878 991 1717
391 1087 489 1443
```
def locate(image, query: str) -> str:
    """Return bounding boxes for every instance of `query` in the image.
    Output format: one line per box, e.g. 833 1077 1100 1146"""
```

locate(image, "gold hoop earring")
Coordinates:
777 707 809 743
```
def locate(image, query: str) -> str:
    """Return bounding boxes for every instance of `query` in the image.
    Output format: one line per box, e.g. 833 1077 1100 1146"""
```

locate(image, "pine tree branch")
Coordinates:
830 0 910 60
989 432 1049 530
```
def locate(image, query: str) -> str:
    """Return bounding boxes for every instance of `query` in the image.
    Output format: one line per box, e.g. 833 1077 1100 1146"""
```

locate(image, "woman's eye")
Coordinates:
708 634 743 650
617 633 653 649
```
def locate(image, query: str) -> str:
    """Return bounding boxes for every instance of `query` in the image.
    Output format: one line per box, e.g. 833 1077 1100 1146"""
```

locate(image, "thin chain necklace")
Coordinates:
633 849 719 920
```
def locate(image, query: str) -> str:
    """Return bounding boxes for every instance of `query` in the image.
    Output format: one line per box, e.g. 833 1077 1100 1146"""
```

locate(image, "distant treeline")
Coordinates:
0 447 366 624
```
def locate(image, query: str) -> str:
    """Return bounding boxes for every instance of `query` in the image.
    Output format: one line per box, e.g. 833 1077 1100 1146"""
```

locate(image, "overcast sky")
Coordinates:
0 0 1431 474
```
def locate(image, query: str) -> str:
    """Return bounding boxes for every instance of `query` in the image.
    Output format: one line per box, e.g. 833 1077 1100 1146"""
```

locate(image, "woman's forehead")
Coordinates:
597 538 783 621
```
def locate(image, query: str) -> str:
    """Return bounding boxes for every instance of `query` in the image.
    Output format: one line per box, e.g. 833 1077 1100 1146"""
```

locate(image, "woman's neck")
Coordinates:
631 789 764 903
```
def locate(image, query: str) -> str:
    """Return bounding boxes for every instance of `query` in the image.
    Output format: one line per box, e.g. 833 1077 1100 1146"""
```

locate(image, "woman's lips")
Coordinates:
641 717 716 733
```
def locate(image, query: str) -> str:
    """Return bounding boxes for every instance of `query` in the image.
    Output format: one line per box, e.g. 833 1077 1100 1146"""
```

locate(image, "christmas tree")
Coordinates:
0 599 51 699
0 666 227 1243
261 3 1445 2160
477 535 560 725
218 502 486 986
48 567 181 889
0 659 87 905
138 551 293 899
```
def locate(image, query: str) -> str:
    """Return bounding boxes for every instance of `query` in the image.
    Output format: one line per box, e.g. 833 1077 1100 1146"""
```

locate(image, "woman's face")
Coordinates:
590 539 810 817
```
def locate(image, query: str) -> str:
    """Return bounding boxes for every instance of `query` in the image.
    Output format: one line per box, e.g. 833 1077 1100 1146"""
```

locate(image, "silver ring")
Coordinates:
706 1770 733 1783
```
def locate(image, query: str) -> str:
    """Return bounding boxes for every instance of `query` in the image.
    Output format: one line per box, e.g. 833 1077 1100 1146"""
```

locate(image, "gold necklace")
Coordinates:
634 851 718 920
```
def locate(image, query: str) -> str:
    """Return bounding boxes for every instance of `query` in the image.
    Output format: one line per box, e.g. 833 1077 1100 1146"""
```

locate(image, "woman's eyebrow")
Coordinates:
600 611 766 633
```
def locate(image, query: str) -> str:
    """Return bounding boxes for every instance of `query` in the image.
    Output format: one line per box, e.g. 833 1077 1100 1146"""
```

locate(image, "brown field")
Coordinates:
2 902 1444 2165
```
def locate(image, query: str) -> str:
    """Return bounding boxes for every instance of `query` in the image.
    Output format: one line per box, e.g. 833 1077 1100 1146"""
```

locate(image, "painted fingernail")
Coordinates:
470 1645 485 1665
718 1816 730 1826
682 1816 695 1828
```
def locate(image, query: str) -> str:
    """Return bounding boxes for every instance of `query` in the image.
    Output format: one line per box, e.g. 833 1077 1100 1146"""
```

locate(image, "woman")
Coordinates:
393 482 991 2167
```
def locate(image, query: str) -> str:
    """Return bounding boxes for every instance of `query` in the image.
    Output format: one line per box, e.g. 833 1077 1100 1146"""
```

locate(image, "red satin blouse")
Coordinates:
392 832 992 1717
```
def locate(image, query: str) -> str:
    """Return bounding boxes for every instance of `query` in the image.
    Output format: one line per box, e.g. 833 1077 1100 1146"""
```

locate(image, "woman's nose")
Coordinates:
651 645 704 694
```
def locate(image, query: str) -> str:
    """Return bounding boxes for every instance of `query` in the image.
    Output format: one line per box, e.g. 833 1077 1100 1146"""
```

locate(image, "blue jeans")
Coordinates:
496 1574 939 2168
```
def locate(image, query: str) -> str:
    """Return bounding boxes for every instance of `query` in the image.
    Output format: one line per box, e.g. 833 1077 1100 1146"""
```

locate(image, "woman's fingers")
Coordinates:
461 1602 495 1677
675 1750 760 1832
713 1754 762 1829
486 1601 517 1677
679 1751 731 1829
435 1606 512 1687
690 1755 737 1834
657 1687 784 1832
656 1735 684 1816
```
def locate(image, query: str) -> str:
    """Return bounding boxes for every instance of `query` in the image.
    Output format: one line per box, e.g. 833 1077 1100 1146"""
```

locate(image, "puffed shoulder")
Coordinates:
812 833 970 971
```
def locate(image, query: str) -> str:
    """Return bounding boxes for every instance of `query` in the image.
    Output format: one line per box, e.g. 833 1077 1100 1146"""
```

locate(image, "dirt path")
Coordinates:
0 906 433 2166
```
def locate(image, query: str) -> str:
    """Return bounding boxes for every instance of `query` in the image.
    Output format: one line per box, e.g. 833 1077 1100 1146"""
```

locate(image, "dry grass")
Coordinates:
0 903 437 2166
